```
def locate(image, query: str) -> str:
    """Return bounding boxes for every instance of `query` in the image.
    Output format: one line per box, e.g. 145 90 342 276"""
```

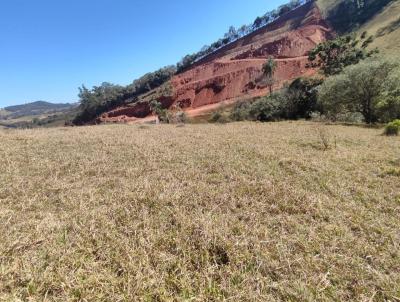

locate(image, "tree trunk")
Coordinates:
363 98 372 124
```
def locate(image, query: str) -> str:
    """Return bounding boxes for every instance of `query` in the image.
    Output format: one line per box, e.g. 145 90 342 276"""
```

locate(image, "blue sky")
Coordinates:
0 0 285 107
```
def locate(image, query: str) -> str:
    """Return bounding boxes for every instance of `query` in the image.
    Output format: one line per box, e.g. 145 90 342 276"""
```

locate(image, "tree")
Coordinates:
238 25 249 38
73 83 126 125
376 67 400 122
248 93 284 122
73 66 176 125
318 59 399 123
253 17 263 30
150 100 167 124
177 54 197 72
262 58 278 94
308 34 378 76
278 4 292 16
282 77 324 119
224 26 239 43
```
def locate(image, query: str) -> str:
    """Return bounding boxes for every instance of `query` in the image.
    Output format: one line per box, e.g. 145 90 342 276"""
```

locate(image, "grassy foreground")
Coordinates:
0 122 399 301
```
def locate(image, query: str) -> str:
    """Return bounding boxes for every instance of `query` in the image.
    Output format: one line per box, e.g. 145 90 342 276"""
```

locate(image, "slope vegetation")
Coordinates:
316 0 400 56
358 0 400 57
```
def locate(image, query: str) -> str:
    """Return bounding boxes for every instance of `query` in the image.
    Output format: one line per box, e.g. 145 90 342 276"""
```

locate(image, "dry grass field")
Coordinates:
0 122 399 301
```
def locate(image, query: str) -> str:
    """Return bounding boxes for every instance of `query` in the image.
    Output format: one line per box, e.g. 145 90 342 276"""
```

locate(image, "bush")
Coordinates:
318 59 400 124
248 94 283 122
230 101 251 121
384 120 400 136
209 112 229 123
167 111 188 124
282 77 324 119
336 112 364 124
377 68 400 122
228 78 323 123
310 112 327 122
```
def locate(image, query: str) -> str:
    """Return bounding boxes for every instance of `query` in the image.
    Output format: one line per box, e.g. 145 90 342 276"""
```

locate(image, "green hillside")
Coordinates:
317 0 400 57
358 0 400 57
0 101 77 128
3 101 75 118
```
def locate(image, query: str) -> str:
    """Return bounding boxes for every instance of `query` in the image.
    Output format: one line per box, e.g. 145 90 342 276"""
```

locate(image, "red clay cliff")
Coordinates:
101 1 332 123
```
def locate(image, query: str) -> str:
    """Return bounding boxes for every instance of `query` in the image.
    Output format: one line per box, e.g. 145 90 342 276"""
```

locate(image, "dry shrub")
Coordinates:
314 125 337 150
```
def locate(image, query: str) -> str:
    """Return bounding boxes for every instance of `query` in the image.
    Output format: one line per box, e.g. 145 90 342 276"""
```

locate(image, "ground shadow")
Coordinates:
376 17 400 37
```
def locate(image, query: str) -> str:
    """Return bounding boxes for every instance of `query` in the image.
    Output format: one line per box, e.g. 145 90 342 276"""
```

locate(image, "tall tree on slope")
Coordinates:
263 58 278 94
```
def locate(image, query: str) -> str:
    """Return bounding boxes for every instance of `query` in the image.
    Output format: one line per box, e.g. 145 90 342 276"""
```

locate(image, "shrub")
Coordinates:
308 34 378 76
384 120 400 136
230 101 251 121
336 112 364 124
175 111 187 124
150 100 170 123
248 94 283 122
315 126 335 150
209 112 229 123
229 79 324 123
377 68 400 122
310 112 327 122
167 111 188 124
318 59 399 124
282 77 324 119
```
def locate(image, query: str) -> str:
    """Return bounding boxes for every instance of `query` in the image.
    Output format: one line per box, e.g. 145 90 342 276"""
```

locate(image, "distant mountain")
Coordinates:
0 101 78 129
4 101 74 114
1 101 77 120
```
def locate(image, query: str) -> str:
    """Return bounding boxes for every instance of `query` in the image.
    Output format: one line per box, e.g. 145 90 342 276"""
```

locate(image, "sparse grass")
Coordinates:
0 121 399 301
317 0 400 58
358 0 400 57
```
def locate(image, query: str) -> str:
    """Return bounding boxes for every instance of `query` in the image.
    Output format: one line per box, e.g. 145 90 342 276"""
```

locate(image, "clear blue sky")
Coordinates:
0 0 285 107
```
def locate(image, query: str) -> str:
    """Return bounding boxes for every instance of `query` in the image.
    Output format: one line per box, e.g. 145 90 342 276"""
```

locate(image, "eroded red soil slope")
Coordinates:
101 1 332 123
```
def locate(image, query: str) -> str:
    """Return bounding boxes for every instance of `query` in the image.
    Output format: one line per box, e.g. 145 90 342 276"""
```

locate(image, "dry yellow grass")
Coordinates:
0 122 399 301
358 0 400 58
317 0 400 58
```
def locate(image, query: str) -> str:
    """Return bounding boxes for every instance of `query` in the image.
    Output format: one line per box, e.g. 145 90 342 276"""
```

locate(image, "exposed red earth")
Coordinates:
100 1 332 123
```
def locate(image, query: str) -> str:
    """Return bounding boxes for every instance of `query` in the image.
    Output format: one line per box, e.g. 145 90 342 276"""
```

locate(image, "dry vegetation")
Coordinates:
0 122 399 301
358 0 400 58
317 0 400 58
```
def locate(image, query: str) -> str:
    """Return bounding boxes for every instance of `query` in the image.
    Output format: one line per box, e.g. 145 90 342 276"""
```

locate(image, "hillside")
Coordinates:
0 101 77 128
93 0 400 124
316 0 400 57
2 101 75 119
100 1 332 123
357 0 400 57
